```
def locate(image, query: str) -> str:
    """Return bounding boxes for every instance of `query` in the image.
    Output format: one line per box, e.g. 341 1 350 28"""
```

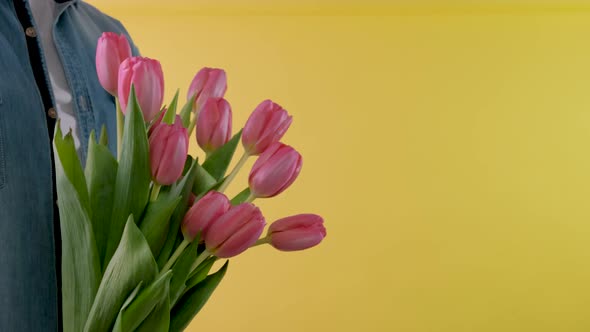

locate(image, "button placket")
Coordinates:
25 26 37 38
47 107 57 119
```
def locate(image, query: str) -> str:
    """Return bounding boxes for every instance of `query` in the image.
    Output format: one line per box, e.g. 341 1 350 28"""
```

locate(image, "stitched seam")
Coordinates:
0 98 6 189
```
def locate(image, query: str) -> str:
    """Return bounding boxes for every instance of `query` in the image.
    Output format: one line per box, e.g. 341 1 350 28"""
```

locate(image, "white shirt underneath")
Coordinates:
29 0 80 149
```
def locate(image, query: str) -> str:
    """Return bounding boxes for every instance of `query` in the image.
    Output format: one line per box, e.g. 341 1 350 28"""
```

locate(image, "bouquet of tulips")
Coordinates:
54 32 327 332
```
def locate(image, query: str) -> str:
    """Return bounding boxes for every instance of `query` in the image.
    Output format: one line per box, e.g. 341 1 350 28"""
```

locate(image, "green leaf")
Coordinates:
139 194 182 258
135 293 170 332
85 131 118 268
169 239 199 307
179 94 196 128
111 282 144 332
99 124 109 146
202 130 242 181
157 160 199 268
192 162 218 197
54 124 90 214
185 256 216 290
182 155 195 175
230 187 251 205
113 271 172 332
170 261 229 332
121 282 144 310
104 86 152 267
163 89 180 124
54 127 101 332
84 216 159 332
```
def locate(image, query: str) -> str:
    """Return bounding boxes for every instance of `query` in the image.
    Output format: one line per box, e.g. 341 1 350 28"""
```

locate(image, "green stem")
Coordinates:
150 183 161 202
218 152 250 193
245 192 256 203
188 115 197 137
190 249 211 274
250 236 269 248
159 238 190 276
116 98 124 161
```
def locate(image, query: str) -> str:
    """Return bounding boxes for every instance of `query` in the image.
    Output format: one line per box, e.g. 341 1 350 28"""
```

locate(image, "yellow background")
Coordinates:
91 1 590 331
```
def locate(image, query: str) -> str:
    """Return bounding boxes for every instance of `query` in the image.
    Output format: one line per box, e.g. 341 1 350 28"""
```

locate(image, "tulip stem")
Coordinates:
188 115 197 137
245 192 256 203
251 236 269 248
190 249 211 274
160 238 190 276
150 183 161 202
218 152 249 193
116 98 124 161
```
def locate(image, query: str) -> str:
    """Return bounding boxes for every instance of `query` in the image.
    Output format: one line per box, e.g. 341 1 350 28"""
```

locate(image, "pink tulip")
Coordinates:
196 98 232 154
182 191 231 241
149 115 188 185
204 203 266 258
187 68 227 113
118 56 164 122
148 108 166 137
96 32 132 96
249 142 302 198
268 214 326 251
242 100 292 156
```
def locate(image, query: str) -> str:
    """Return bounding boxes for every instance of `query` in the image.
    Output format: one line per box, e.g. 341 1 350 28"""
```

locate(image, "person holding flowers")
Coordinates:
0 0 328 323
0 1 140 331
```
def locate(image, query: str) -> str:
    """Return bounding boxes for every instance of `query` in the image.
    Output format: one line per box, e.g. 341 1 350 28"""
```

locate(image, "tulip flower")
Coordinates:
267 214 326 251
204 203 266 258
187 67 227 113
242 100 292 156
118 56 165 122
149 115 188 186
96 32 132 96
249 142 302 198
196 98 232 154
182 191 231 241
160 190 229 274
148 108 166 137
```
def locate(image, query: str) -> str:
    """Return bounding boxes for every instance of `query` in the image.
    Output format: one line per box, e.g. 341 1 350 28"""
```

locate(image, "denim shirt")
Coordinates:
0 0 137 330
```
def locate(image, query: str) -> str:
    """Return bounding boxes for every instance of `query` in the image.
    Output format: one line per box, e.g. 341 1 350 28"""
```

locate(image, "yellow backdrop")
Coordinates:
91 1 590 331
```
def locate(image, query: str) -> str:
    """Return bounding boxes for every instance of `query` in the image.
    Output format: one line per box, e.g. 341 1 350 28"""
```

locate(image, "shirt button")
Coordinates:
25 27 37 38
47 107 57 119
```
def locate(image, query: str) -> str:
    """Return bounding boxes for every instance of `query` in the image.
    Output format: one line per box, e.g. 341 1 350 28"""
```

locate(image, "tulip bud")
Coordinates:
187 67 227 113
196 98 232 154
249 142 302 198
148 108 166 137
204 203 266 258
149 115 188 185
182 191 231 241
242 100 292 156
267 214 326 251
118 56 165 122
96 32 132 96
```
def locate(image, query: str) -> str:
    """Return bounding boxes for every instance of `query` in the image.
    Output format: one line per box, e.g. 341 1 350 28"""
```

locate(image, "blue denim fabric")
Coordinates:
0 0 137 330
